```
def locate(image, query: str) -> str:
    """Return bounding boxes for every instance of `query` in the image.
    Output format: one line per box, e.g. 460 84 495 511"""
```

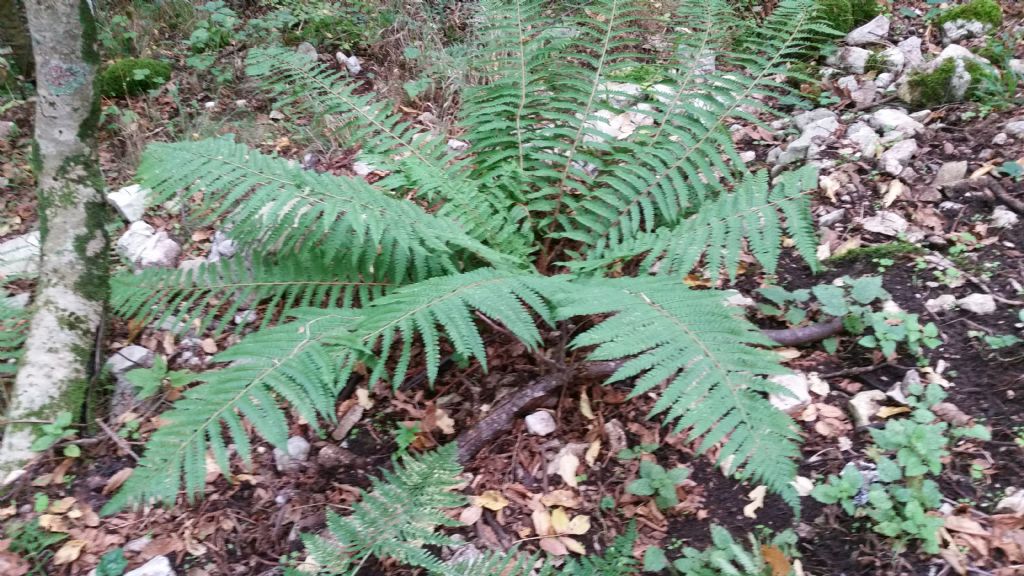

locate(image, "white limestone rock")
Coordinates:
879 139 918 176
116 221 181 269
525 410 557 436
107 184 150 222
125 556 176 576
846 122 881 158
768 373 812 414
958 293 996 315
869 108 925 136
845 15 890 46
0 230 40 277
838 46 871 74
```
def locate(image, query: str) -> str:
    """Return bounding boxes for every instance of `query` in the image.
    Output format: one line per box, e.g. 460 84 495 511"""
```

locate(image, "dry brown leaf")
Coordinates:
877 406 911 419
102 467 134 495
0 551 29 576
560 536 586 555
564 515 591 536
200 338 218 354
557 453 581 488
53 540 87 565
459 505 483 525
743 485 767 519
532 508 552 536
434 408 456 435
945 515 988 536
882 180 905 207
940 543 968 575
761 545 792 576
541 490 581 509
47 496 76 514
539 536 568 556
332 402 364 441
932 402 974 427
585 440 600 467
38 514 69 533
579 389 595 420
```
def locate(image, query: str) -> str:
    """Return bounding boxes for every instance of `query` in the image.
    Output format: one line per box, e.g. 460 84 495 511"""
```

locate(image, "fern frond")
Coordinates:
0 298 29 383
559 278 800 499
673 525 786 576
136 137 515 279
102 309 357 512
571 166 820 278
567 0 823 268
301 444 465 573
245 47 532 257
111 250 392 335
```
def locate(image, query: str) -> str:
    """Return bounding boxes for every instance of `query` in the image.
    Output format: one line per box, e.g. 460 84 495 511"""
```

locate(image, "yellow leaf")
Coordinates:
882 180 904 208
459 505 483 525
37 514 69 533
474 490 509 511
551 507 570 533
560 536 586 555
532 508 552 536
579 389 595 420
584 440 600 467
877 406 910 419
743 485 767 519
540 490 581 509
47 496 76 514
53 539 86 565
565 514 591 536
775 347 801 360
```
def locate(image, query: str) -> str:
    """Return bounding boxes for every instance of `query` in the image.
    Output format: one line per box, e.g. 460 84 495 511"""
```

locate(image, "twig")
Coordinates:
820 362 889 379
95 418 140 462
979 175 1024 214
762 317 845 346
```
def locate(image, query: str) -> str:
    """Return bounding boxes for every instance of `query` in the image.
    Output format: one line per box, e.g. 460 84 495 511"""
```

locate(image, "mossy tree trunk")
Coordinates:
0 0 34 79
0 0 108 474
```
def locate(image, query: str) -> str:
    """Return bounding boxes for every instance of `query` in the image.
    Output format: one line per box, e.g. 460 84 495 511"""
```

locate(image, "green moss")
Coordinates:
907 59 959 107
815 0 854 33
827 241 924 265
935 0 1003 28
865 51 886 73
849 0 881 25
97 58 171 98
79 0 100 67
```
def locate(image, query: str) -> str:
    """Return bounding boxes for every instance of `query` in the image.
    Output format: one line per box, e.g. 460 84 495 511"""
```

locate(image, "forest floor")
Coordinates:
1 1 1024 575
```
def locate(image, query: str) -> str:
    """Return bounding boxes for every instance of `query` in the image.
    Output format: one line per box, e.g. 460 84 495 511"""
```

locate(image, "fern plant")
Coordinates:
105 0 832 515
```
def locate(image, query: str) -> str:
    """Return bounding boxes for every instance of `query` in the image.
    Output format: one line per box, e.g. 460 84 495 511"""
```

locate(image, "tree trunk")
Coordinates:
0 0 34 79
0 0 108 474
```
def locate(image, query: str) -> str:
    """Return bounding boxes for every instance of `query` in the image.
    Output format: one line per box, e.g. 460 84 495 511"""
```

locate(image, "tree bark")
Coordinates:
0 0 34 79
0 0 108 474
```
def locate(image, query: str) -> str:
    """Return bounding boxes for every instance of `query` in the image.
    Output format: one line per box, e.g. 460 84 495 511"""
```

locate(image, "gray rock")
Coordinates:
352 160 375 176
991 206 1019 228
125 556 176 576
992 132 1008 145
846 122 881 158
845 15 890 45
932 160 968 188
875 72 896 89
335 52 361 75
819 209 846 227
879 139 918 176
274 436 311 471
879 46 906 74
1010 59 1024 77
934 43 990 67
178 258 206 273
601 82 644 108
106 345 155 376
295 42 318 61
850 80 876 107
996 490 1024 515
0 230 40 278
942 19 990 43
925 294 957 314
838 46 871 74
939 201 965 213
897 36 925 70
4 292 30 309
869 108 925 136
525 410 557 436
958 293 996 315
208 230 236 262
777 116 840 165
447 138 469 152
836 75 860 93
1005 121 1024 136
316 444 356 469
123 535 153 553
116 221 181 269
107 184 150 222
768 373 811 413
738 150 756 163
234 310 257 325
794 108 838 130
861 210 909 236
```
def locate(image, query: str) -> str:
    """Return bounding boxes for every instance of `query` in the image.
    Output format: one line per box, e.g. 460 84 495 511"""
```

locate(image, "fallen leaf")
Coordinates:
579 389 595 420
808 373 830 396
945 515 988 536
790 476 815 497
355 387 374 410
541 490 581 509
560 536 586 555
38 514 69 533
539 536 568 556
200 338 218 354
564 514 591 536
332 402 364 440
551 507 570 533
877 406 910 419
47 496 76 514
53 540 87 565
474 490 509 511
584 439 600 467
882 180 905 207
459 505 483 525
557 453 580 488
761 545 791 576
102 467 134 495
743 485 767 519
0 551 29 576
775 347 802 360
532 508 552 536
434 408 456 435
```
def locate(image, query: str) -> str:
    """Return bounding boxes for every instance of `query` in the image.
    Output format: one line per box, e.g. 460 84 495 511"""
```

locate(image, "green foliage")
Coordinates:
0 297 29 387
111 0 832 514
815 0 854 32
7 518 68 575
97 58 171 98
123 356 195 400
644 524 798 575
187 1 239 52
935 0 1003 27
272 0 373 50
813 383 990 553
627 460 690 508
29 411 76 452
96 548 128 576
849 0 881 25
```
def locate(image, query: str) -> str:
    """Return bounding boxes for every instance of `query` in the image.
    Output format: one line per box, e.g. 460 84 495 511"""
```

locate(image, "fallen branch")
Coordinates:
455 319 846 463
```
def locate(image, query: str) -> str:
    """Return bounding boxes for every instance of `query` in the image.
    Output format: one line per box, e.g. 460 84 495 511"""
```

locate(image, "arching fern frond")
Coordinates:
570 166 820 279
111 250 392 336
136 137 515 279
559 278 800 500
102 309 357 512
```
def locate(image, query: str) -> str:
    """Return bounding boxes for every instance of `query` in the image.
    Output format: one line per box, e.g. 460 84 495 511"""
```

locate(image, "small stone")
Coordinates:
295 42 318 61
4 292 30 309
794 108 838 130
925 294 957 314
336 52 362 75
1005 121 1024 137
107 184 150 222
446 543 483 567
0 230 40 277
208 230 236 262
838 46 871 74
125 556 176 576
879 47 906 74
869 108 925 136
117 222 181 269
939 201 966 213
880 139 918 176
316 444 356 469
725 291 756 307
932 160 968 188
861 211 909 236
846 122 881 158
234 310 257 325
352 161 375 176
897 36 925 70
274 436 311 471
819 209 846 227
738 150 756 163
942 19 990 43
268 109 286 121
992 133 1008 145
991 206 1019 228
603 419 627 455
768 373 812 414
178 258 205 273
106 345 155 376
447 138 469 152
848 390 887 427
525 410 557 436
845 15 890 46
123 535 153 553
850 80 876 107
1010 59 1024 77
875 72 895 89
958 293 996 315
836 75 859 93
995 490 1024 514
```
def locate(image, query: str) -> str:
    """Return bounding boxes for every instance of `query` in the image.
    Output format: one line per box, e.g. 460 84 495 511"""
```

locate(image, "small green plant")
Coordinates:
615 443 660 461
7 519 68 575
643 525 798 574
97 58 172 98
187 1 239 53
627 460 690 509
392 422 421 456
968 330 1022 350
98 14 138 57
96 548 129 576
123 356 195 400
30 411 77 453
996 160 1024 181
933 0 1002 28
813 383 989 553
